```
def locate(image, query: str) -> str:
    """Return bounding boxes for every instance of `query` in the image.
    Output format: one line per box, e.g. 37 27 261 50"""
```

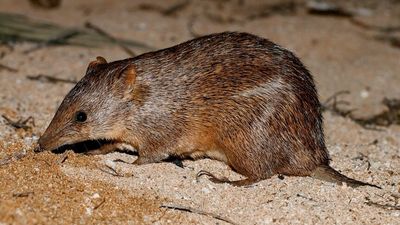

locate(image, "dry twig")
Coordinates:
161 203 238 225
85 22 136 57
0 150 27 166
0 155 12 166
23 30 80 54
57 154 68 164
93 198 106 210
366 200 400 211
13 191 34 197
137 0 191 16
321 90 353 116
27 74 77 84
2 115 35 130
0 63 18 72
296 193 317 202
99 164 132 177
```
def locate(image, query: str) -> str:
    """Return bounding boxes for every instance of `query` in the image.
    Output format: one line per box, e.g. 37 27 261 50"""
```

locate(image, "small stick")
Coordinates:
85 22 136 57
0 155 12 166
23 30 80 54
113 158 131 164
375 35 400 49
93 198 106 210
27 74 77 84
137 1 190 16
13 191 34 197
58 154 68 164
99 165 121 177
161 203 238 225
0 150 27 166
0 63 18 72
2 115 34 130
13 151 27 160
99 164 132 177
322 90 350 107
296 193 316 202
365 200 400 211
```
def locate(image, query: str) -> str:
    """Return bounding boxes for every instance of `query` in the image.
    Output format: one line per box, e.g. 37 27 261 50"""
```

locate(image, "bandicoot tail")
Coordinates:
311 164 381 189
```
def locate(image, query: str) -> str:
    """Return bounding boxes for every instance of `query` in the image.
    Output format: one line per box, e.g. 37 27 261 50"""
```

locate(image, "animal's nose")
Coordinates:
33 145 43 153
34 138 45 153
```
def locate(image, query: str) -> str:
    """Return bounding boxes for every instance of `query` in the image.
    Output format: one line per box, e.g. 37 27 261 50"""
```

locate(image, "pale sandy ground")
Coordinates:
0 0 399 224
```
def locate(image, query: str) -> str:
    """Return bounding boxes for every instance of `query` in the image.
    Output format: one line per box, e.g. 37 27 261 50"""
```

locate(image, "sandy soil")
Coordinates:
0 0 399 224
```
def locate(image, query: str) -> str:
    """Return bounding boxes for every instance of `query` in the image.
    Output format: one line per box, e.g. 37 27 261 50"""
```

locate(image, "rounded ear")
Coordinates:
86 56 107 74
118 64 137 91
115 64 137 99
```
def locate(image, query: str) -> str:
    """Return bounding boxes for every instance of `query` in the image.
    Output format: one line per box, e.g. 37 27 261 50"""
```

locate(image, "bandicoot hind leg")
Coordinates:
196 170 262 187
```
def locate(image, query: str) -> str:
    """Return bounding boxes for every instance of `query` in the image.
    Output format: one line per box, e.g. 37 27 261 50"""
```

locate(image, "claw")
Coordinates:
196 170 229 183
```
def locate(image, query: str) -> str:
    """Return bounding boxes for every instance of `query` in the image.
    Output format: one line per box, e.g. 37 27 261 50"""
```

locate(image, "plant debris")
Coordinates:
57 154 68 164
0 63 18 72
322 91 400 129
374 35 400 49
27 74 77 84
204 1 299 24
2 115 35 131
321 90 354 117
0 12 153 49
0 155 12 166
85 22 137 57
13 191 34 198
23 30 80 54
137 0 191 16
93 198 106 210
99 164 132 177
365 200 400 211
161 203 238 225
296 193 317 202
353 98 400 127
0 150 27 166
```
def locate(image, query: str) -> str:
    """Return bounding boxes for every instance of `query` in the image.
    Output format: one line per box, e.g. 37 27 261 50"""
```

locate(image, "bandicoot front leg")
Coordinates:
85 143 119 155
133 151 170 165
197 170 262 187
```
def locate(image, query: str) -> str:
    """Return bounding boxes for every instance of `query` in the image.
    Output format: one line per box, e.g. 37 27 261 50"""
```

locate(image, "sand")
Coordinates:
0 0 399 224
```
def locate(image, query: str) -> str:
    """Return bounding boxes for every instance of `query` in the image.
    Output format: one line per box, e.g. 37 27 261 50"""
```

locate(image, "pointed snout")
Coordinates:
34 135 47 153
33 145 43 153
34 132 54 153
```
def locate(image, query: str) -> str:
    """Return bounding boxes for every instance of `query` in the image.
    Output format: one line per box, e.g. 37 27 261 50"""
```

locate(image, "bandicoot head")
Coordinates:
36 57 137 152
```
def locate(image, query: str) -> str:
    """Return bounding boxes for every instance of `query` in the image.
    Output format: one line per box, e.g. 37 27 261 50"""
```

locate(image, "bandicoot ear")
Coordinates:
120 64 136 86
118 64 137 98
86 56 107 74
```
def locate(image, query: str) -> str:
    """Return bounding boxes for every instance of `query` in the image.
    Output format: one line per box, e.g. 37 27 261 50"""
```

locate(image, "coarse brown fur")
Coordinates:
36 32 379 188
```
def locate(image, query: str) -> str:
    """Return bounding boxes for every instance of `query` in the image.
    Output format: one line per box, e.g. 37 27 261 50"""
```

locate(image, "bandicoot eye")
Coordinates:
75 111 87 122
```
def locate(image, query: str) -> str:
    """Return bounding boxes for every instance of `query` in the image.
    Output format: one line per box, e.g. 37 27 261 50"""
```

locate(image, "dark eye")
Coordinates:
75 111 87 122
